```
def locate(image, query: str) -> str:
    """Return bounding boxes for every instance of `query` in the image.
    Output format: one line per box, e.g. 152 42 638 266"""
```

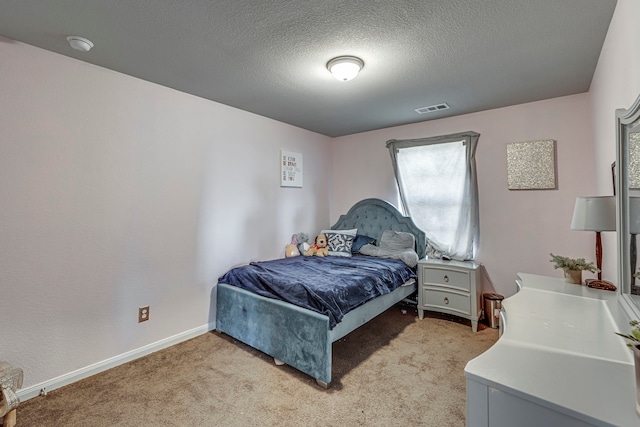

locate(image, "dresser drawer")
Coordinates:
421 267 470 291
422 287 471 315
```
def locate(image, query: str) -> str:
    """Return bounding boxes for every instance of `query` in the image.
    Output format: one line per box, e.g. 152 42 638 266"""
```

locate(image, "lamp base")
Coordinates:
585 279 617 291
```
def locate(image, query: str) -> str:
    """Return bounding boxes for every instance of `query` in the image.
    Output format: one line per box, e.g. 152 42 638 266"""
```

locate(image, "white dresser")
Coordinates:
417 259 481 332
465 273 638 426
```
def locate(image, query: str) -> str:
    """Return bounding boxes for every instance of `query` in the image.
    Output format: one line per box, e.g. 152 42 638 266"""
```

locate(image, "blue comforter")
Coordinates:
218 255 416 329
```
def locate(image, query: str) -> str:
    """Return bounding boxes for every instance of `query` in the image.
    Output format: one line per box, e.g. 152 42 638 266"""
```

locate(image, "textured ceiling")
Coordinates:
0 0 617 137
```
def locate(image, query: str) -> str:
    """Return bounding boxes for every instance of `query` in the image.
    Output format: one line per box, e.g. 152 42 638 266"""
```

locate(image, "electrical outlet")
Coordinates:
138 306 150 323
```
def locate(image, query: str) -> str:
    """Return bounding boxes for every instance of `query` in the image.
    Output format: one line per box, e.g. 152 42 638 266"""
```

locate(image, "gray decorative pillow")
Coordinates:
359 230 419 267
379 230 416 251
322 228 357 257
359 244 419 268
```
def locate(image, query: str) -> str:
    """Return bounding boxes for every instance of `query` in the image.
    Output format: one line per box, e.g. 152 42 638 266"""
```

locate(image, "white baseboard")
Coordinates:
18 323 214 401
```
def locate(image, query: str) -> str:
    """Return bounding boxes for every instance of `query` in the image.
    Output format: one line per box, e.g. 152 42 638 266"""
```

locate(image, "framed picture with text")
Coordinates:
280 150 303 187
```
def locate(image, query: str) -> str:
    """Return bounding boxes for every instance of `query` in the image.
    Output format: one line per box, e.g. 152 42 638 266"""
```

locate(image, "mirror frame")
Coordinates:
617 93 640 320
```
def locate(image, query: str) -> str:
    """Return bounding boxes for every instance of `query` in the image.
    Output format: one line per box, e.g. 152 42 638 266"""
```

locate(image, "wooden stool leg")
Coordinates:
3 409 16 427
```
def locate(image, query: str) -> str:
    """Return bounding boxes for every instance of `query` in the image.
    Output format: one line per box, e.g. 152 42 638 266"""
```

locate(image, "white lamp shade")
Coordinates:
570 196 616 232
327 56 363 81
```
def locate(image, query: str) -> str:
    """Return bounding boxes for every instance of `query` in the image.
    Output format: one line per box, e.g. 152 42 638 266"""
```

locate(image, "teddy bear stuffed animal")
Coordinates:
304 233 329 257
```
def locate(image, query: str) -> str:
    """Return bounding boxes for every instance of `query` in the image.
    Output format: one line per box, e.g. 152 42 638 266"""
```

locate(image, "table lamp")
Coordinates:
570 196 616 284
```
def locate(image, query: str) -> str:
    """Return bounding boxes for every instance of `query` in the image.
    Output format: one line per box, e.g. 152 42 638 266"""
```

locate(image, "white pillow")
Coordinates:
321 228 357 257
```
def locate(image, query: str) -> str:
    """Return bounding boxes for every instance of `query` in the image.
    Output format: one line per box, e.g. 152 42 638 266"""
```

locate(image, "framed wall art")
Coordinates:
506 139 557 190
280 150 303 187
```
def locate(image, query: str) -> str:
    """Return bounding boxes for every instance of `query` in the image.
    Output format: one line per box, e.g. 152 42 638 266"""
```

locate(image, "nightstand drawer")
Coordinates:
421 267 470 291
422 287 470 315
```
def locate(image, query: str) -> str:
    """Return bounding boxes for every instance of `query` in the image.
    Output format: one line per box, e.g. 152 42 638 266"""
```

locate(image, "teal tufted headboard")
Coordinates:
331 198 426 260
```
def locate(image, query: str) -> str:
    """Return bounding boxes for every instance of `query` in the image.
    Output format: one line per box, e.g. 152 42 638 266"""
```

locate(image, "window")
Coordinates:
387 131 479 260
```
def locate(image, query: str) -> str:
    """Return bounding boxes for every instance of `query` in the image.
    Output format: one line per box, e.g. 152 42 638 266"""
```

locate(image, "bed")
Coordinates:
215 198 427 387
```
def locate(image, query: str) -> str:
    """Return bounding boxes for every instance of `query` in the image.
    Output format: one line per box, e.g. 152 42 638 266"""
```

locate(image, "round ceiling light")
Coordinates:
66 36 94 52
327 56 364 81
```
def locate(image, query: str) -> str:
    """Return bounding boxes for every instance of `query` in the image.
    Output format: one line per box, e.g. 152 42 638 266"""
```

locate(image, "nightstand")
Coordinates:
417 258 482 332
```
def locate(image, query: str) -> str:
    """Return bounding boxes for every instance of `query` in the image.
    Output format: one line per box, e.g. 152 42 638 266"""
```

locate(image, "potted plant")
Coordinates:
616 321 640 417
549 253 599 284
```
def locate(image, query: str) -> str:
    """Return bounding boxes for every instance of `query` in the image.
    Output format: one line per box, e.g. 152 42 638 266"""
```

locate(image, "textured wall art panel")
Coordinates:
506 139 557 190
630 132 640 189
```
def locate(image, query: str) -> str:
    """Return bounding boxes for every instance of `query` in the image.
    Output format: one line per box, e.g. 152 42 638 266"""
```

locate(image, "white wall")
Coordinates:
331 94 597 298
0 37 331 391
590 0 640 281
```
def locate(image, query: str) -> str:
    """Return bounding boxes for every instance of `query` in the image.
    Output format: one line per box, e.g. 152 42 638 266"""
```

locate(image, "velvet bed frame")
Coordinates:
215 198 427 386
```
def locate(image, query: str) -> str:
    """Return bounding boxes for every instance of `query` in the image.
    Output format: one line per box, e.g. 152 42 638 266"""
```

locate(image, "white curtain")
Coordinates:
387 131 479 260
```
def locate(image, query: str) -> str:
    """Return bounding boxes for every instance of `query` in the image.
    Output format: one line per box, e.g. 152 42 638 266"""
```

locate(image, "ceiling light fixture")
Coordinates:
327 56 364 82
66 36 94 52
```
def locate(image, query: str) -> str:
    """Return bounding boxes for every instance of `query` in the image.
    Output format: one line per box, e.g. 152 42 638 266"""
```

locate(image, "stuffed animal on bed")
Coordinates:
296 232 310 254
285 234 301 257
304 233 329 257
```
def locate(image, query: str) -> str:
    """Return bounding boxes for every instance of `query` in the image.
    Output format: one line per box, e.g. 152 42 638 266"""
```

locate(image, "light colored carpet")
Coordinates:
17 307 498 426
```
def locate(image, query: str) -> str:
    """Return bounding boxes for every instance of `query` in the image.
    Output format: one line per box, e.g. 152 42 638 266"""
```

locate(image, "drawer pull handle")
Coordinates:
444 297 449 305
444 275 449 283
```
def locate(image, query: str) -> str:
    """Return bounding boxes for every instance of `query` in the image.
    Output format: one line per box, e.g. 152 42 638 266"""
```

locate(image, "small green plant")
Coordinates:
615 320 640 348
549 253 599 273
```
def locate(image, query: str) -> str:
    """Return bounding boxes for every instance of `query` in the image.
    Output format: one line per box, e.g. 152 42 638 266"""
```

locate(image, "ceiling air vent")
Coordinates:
414 103 450 114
